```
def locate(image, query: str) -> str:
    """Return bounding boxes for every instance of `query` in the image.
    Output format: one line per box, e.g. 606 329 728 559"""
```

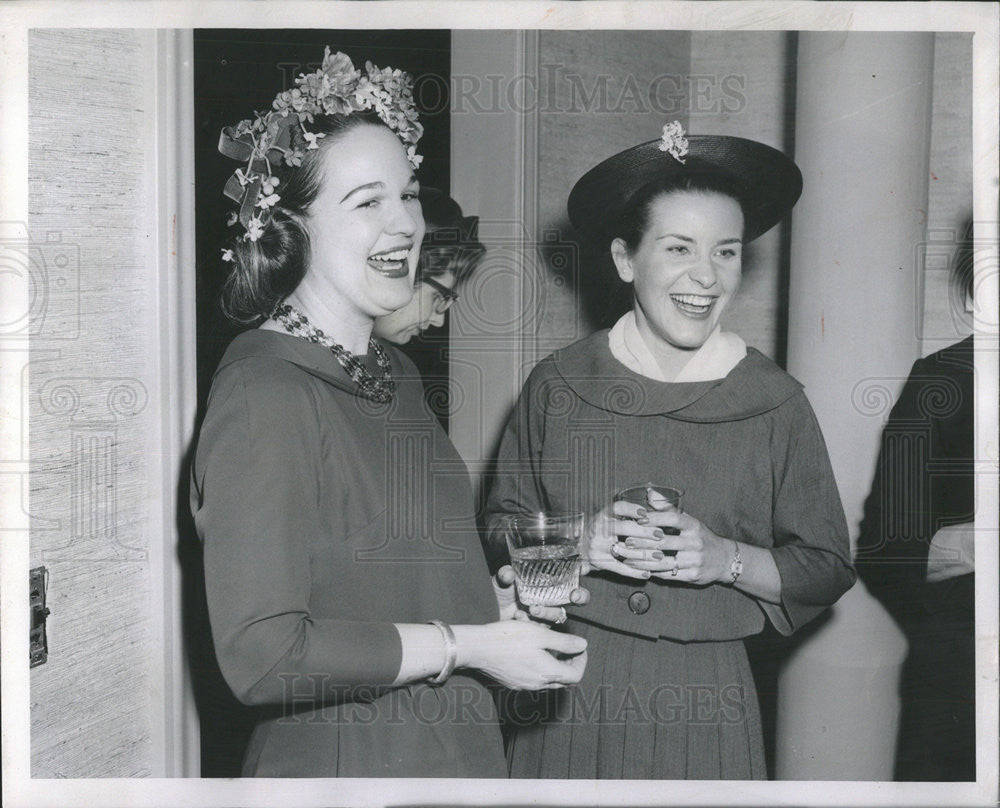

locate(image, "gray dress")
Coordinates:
192 330 506 777
488 331 856 779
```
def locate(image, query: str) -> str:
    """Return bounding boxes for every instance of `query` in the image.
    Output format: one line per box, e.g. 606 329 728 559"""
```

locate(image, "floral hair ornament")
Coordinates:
218 48 424 248
658 120 689 164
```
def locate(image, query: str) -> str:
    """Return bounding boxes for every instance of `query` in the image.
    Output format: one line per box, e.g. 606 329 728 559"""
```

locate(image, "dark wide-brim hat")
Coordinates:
419 187 480 245
567 134 803 247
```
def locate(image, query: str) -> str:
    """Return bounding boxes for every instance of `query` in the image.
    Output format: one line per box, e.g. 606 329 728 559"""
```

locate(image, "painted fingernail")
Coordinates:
653 529 665 539
636 517 649 525
641 571 651 579
652 551 664 560
636 507 647 517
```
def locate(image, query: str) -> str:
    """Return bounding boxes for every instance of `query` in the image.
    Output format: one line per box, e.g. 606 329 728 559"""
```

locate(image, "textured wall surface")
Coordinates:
29 29 155 778
922 33 975 356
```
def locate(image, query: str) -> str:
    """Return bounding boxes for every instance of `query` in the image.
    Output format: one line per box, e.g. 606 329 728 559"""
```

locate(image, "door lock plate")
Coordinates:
30 566 50 667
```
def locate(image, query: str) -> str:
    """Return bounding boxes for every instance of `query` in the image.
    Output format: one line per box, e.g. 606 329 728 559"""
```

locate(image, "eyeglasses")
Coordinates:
422 277 459 315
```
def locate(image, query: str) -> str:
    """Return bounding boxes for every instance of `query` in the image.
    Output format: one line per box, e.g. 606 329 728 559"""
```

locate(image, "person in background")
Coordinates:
488 121 856 779
855 223 976 781
191 48 586 779
374 188 485 345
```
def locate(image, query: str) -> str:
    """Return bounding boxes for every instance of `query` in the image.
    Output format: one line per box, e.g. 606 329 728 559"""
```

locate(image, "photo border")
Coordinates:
1 2 997 806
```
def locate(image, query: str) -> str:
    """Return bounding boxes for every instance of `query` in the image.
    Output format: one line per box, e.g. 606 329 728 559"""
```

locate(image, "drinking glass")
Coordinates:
614 483 683 513
504 512 585 606
615 483 684 546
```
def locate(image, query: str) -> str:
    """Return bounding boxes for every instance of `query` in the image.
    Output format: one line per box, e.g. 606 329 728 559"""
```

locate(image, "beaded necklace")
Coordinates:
270 303 396 403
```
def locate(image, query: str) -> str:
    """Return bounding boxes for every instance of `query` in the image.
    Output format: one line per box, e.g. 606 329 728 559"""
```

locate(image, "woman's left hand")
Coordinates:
493 565 590 624
612 511 732 585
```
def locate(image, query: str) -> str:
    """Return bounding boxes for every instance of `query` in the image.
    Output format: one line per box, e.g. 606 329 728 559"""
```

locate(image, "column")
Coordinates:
448 31 540 503
778 32 935 779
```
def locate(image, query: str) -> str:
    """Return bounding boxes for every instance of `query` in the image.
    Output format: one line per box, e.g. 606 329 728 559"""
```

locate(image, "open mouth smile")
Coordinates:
368 246 412 278
670 293 717 317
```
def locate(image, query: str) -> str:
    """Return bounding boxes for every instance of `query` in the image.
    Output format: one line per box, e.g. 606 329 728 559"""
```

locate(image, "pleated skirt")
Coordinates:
504 619 766 779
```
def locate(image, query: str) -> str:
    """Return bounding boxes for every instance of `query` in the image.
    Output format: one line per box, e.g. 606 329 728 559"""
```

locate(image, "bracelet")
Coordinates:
427 619 457 686
727 541 743 585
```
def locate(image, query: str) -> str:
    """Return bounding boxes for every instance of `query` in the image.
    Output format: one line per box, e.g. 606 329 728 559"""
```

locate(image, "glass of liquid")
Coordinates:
614 483 684 546
614 483 683 514
504 512 585 606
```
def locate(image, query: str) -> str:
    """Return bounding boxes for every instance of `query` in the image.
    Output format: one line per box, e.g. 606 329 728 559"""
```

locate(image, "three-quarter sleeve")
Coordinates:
191 359 402 706
484 369 550 571
763 393 857 635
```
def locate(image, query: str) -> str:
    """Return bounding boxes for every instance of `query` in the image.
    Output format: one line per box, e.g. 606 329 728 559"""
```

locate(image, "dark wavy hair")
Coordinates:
950 217 975 314
616 173 748 253
413 189 485 287
219 111 388 325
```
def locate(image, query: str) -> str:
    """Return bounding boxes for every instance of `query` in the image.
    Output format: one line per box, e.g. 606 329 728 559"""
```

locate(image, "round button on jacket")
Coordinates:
627 590 651 615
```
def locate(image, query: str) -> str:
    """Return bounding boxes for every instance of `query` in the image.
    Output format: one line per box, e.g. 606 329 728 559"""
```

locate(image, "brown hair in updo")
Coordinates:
220 111 388 325
616 173 749 254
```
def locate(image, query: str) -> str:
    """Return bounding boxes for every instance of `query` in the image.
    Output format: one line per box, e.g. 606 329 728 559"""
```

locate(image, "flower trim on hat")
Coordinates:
658 120 689 164
219 47 424 250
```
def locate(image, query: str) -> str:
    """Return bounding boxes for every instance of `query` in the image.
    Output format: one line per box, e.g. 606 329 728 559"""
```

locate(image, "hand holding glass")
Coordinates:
614 484 683 564
505 513 585 606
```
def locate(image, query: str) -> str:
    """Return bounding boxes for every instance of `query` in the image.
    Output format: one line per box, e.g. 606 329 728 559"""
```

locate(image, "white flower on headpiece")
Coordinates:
406 144 423 170
658 120 689 164
245 217 265 242
302 130 325 150
221 248 234 262
256 192 280 210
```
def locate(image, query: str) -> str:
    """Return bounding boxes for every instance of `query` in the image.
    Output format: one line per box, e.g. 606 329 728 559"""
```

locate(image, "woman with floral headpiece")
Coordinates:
191 49 587 778
487 123 856 779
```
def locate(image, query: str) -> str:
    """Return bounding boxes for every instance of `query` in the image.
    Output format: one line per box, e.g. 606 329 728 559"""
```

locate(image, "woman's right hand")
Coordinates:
581 502 664 580
453 621 587 690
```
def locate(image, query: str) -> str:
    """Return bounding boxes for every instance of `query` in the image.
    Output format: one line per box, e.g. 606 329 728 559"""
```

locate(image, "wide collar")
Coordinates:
214 328 401 397
609 311 748 383
550 330 803 422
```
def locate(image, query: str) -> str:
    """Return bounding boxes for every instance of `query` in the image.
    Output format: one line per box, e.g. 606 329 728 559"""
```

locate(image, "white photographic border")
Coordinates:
1 2 997 806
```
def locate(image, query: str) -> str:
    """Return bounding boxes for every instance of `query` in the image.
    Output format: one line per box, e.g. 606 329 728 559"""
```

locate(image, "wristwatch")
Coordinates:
727 541 743 585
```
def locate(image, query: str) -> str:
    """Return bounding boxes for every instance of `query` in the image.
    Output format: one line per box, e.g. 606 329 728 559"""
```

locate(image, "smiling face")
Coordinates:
298 123 424 328
373 270 457 344
612 190 744 366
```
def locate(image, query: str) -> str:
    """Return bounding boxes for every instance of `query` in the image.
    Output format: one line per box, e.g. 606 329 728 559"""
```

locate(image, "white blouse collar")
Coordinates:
608 310 747 383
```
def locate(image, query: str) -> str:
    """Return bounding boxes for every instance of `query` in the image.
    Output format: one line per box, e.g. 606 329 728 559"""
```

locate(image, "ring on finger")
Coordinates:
555 608 568 624
670 561 679 577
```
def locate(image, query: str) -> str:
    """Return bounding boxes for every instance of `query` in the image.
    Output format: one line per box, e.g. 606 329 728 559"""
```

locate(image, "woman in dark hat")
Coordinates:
487 122 856 779
373 188 485 344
